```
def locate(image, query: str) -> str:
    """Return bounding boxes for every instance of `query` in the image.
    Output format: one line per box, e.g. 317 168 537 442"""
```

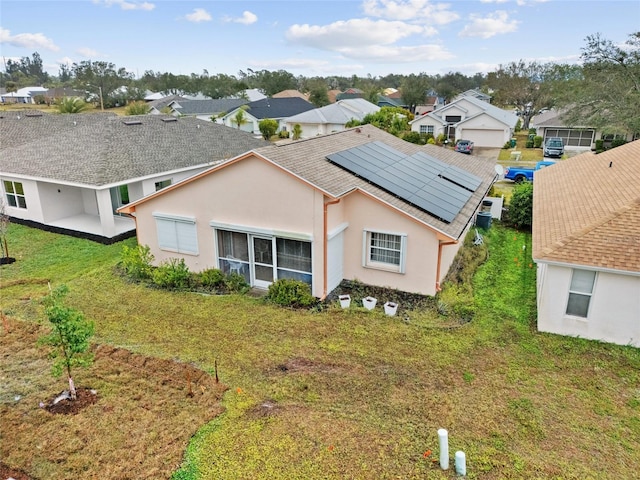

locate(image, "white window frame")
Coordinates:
419 125 434 135
565 269 596 318
153 213 198 255
362 230 407 273
3 180 27 209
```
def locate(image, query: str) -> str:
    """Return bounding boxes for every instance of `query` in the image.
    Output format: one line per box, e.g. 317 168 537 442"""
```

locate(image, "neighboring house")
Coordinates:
221 97 316 134
118 124 498 298
415 94 446 115
1 86 48 104
454 88 491 103
272 90 310 101
327 89 342 103
532 140 640 347
377 95 406 109
531 109 636 151
44 87 85 104
0 113 268 242
410 95 518 148
162 98 249 122
284 98 380 138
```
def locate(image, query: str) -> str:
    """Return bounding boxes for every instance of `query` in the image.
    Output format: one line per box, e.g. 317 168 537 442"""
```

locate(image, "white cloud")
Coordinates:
77 47 100 58
223 11 258 25
459 10 518 39
287 18 424 50
58 56 74 67
0 27 59 51
336 43 454 63
185 8 212 23
361 0 460 25
95 0 155 11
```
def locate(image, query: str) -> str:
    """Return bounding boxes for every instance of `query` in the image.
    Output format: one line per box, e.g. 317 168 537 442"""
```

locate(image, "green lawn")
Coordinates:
1 224 639 479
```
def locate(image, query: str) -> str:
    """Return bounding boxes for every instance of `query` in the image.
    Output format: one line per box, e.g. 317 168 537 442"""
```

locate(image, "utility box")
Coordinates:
476 211 492 229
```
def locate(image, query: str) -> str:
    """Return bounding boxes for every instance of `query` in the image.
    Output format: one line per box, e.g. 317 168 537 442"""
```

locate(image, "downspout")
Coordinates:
322 197 341 299
435 239 457 292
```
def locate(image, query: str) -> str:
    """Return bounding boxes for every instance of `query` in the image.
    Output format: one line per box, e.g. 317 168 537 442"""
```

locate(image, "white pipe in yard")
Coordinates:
438 428 449 470
455 451 466 476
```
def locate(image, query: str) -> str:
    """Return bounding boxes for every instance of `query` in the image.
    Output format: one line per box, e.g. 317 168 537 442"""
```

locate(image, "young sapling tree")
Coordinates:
40 284 95 400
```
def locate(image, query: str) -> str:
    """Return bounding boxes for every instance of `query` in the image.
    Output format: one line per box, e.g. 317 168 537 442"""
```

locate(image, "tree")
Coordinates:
487 60 554 129
259 118 278 140
232 106 250 130
399 74 430 113
57 97 89 113
508 181 534 230
0 200 10 260
40 285 95 400
361 106 413 136
558 32 640 137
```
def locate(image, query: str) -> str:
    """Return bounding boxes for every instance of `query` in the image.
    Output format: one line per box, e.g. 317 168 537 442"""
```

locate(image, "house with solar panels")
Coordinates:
119 124 498 298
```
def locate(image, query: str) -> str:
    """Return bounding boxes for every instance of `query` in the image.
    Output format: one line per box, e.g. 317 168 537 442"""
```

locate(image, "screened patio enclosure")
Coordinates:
215 229 312 289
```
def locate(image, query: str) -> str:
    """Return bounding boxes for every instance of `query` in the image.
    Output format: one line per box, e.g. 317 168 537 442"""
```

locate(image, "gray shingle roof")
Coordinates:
244 97 315 119
172 98 248 116
253 124 497 239
0 112 269 186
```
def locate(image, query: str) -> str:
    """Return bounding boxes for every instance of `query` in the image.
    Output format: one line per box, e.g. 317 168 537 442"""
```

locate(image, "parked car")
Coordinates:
504 160 556 183
543 137 564 158
454 139 474 154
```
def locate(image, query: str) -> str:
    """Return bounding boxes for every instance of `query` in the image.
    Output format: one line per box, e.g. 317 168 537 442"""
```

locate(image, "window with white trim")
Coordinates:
566 269 596 317
419 125 434 135
363 230 407 273
3 180 27 209
154 214 198 255
155 179 172 191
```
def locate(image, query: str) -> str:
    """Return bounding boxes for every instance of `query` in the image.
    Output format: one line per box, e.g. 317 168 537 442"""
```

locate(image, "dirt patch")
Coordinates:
0 317 228 480
44 387 99 415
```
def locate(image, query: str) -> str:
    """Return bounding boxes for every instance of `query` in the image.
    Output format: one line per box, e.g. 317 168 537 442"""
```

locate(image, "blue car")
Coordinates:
454 139 474 154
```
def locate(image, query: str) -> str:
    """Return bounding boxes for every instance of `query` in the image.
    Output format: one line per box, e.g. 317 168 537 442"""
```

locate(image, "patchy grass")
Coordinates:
1 223 639 479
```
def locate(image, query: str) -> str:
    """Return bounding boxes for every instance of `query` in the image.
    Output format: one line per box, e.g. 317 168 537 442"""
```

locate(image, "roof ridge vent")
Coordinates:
25 112 43 117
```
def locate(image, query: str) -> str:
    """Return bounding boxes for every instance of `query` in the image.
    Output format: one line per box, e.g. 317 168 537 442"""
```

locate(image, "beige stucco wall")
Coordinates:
337 191 444 296
537 263 640 347
133 155 327 296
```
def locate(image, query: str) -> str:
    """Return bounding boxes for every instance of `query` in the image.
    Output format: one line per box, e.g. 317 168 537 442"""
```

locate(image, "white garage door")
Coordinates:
461 129 505 148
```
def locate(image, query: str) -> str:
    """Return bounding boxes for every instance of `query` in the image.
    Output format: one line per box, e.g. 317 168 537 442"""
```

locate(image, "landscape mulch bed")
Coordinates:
0 318 228 480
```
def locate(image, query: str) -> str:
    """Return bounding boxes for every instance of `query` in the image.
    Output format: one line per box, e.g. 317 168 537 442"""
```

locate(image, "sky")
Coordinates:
1 0 639 80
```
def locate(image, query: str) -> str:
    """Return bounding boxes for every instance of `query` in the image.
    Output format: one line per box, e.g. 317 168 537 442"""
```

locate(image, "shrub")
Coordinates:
507 181 534 230
224 272 250 294
528 128 536 134
611 138 627 149
595 139 604 152
435 133 447 146
292 124 302 140
533 136 543 148
403 131 423 144
502 141 512 149
120 244 154 280
525 140 534 148
125 101 150 115
278 130 290 139
514 118 522 132
152 258 191 290
266 278 316 308
427 137 436 145
198 268 226 290
258 118 278 140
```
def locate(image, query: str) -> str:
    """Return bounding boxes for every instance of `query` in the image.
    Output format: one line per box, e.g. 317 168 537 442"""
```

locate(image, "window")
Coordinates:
154 214 198 254
419 125 434 135
445 115 461 123
155 179 172 191
566 269 596 317
363 230 407 273
3 180 27 209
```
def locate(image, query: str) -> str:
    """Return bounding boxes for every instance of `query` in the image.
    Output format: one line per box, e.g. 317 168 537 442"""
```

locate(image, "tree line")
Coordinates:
2 31 638 136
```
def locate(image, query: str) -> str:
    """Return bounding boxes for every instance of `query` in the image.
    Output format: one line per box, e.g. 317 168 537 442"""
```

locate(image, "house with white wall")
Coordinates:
533 140 640 347
0 112 268 242
410 95 517 148
221 97 316 135
119 124 498 298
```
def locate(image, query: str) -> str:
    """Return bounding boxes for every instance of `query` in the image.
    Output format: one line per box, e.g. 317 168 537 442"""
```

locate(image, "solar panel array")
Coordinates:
327 141 481 223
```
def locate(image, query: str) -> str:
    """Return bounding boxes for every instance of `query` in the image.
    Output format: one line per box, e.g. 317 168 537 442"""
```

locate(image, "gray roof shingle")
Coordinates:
0 112 269 186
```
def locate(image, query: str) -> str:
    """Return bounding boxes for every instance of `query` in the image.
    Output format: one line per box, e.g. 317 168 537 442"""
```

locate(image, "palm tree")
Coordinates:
292 123 302 140
232 106 249 130
57 97 89 114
